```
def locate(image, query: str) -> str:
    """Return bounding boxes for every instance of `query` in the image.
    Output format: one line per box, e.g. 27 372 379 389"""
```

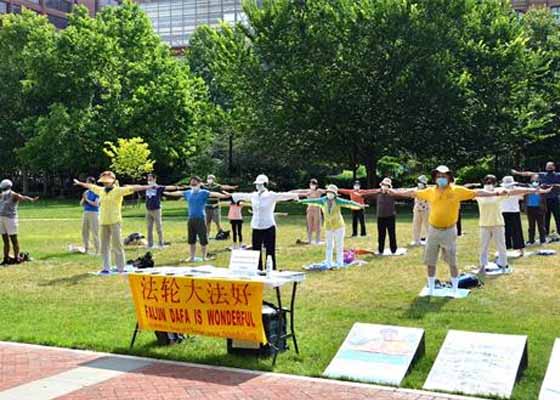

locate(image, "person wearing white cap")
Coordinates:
74 172 153 274
500 175 526 256
299 185 364 268
232 174 299 270
391 165 509 297
203 174 237 237
0 179 39 265
411 175 430 246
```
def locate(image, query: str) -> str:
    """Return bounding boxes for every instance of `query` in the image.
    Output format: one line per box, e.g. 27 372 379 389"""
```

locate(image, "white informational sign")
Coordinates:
323 323 425 386
540 338 560 400
228 250 260 276
424 330 528 399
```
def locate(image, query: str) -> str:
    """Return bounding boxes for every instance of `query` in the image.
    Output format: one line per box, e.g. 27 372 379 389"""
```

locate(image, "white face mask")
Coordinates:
310 184 317 190
484 184 494 191
417 183 425 189
326 193 335 200
353 185 360 190
256 183 265 192
207 179 214 185
192 185 200 192
148 180 156 186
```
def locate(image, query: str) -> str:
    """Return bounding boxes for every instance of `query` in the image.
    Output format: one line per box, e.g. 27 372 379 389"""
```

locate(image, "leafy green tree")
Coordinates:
104 137 155 181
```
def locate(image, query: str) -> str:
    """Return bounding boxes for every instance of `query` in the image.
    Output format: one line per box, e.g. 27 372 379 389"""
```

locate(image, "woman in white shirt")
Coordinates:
500 176 526 256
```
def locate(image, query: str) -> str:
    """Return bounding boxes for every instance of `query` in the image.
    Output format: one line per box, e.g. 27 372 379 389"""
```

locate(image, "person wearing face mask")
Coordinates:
525 174 548 245
232 174 300 270
338 180 378 237
475 175 547 274
203 174 238 238
0 179 39 265
144 173 183 249
298 185 364 268
411 175 430 246
80 177 100 255
392 165 511 297
500 176 526 256
74 172 152 274
291 178 325 244
513 161 560 236
164 176 230 262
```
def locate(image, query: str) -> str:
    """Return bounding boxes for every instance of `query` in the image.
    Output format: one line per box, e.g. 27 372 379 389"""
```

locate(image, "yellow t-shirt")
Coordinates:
416 185 476 228
476 197 505 227
90 186 135 225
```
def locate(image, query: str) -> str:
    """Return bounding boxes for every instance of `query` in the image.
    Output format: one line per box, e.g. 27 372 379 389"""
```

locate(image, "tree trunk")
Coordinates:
364 156 378 189
228 131 234 177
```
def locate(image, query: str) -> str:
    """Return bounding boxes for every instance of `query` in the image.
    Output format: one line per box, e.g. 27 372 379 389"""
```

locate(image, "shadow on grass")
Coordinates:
403 296 451 320
38 272 93 287
36 252 81 261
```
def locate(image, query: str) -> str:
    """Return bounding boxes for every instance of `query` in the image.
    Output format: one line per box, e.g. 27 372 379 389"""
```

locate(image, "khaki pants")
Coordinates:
146 208 164 247
412 208 429 243
101 223 126 272
424 225 457 267
480 226 507 267
82 211 100 254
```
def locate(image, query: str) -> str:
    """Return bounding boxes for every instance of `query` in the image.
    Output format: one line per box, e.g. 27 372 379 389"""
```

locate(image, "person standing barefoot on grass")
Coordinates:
74 172 152 274
391 165 509 297
291 178 325 244
0 179 39 265
164 176 230 262
298 185 364 268
80 176 100 255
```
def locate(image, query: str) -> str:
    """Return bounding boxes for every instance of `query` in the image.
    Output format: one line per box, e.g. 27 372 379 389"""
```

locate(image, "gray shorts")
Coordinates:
205 207 221 225
188 218 208 246
424 225 457 267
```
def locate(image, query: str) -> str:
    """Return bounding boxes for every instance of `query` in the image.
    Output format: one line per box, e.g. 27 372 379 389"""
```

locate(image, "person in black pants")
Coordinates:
252 226 276 270
353 209 366 237
364 178 398 254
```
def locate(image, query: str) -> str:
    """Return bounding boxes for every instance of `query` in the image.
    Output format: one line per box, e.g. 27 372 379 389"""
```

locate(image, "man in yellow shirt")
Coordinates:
74 171 152 274
394 165 507 297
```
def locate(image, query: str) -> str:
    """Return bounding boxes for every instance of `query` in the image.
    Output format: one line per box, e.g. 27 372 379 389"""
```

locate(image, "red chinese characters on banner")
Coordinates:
128 274 266 344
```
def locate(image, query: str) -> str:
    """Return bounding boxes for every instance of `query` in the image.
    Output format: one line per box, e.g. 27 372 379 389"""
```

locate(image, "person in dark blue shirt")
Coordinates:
80 176 100 254
145 174 181 249
513 161 560 236
164 176 230 262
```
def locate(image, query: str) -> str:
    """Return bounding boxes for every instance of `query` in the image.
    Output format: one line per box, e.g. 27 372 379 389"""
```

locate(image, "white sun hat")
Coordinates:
254 174 269 185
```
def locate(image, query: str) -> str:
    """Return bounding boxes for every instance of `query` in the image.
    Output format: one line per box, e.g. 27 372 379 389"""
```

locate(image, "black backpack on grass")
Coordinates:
154 331 184 346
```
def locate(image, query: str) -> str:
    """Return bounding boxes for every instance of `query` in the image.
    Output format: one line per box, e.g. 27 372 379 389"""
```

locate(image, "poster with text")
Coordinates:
423 330 527 399
540 338 560 400
323 323 425 386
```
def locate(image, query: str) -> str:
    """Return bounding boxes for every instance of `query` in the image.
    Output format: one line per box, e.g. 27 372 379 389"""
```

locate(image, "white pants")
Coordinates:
325 227 345 267
480 226 507 267
101 223 126 271
412 208 429 243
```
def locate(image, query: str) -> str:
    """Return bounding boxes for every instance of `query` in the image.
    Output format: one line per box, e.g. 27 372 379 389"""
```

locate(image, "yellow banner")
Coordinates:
128 274 267 344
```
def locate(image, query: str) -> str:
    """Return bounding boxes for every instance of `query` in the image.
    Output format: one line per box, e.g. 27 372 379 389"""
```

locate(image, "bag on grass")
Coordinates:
154 331 184 346
127 252 154 269
457 273 483 289
124 232 145 246
215 230 230 240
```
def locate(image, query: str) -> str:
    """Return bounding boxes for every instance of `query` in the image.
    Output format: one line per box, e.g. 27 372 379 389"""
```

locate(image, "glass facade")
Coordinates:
0 1 7 13
48 13 69 28
45 0 73 13
136 0 245 47
552 6 560 22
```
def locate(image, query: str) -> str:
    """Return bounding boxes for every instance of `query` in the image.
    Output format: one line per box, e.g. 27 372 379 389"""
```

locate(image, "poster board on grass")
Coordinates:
540 338 560 400
423 330 528 399
323 323 425 386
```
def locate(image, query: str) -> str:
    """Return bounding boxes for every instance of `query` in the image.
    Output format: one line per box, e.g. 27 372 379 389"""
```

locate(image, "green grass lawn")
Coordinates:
0 199 558 400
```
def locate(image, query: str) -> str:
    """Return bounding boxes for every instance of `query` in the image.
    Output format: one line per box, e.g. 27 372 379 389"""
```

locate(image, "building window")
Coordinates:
0 1 7 14
48 14 68 28
45 0 73 13
552 6 560 22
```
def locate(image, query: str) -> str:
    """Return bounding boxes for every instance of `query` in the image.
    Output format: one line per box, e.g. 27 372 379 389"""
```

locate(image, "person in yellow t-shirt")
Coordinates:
74 171 153 274
392 165 508 297
476 175 548 275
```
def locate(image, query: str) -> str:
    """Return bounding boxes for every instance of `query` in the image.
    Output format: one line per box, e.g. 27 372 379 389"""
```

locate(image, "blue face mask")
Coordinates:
436 177 448 188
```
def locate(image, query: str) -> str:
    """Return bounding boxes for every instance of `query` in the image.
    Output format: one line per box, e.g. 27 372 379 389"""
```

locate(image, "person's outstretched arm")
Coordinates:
124 185 154 193
219 184 238 191
336 197 365 210
512 169 537 177
388 188 417 198
209 191 231 199
509 187 552 196
13 192 39 202
163 190 185 199
274 192 300 202
298 197 324 206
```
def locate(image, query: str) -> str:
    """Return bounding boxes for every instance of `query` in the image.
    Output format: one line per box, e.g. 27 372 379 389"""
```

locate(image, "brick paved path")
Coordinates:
0 342 481 400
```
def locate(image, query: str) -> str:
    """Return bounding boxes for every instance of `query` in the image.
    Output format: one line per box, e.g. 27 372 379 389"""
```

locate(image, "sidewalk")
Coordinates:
0 341 481 400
